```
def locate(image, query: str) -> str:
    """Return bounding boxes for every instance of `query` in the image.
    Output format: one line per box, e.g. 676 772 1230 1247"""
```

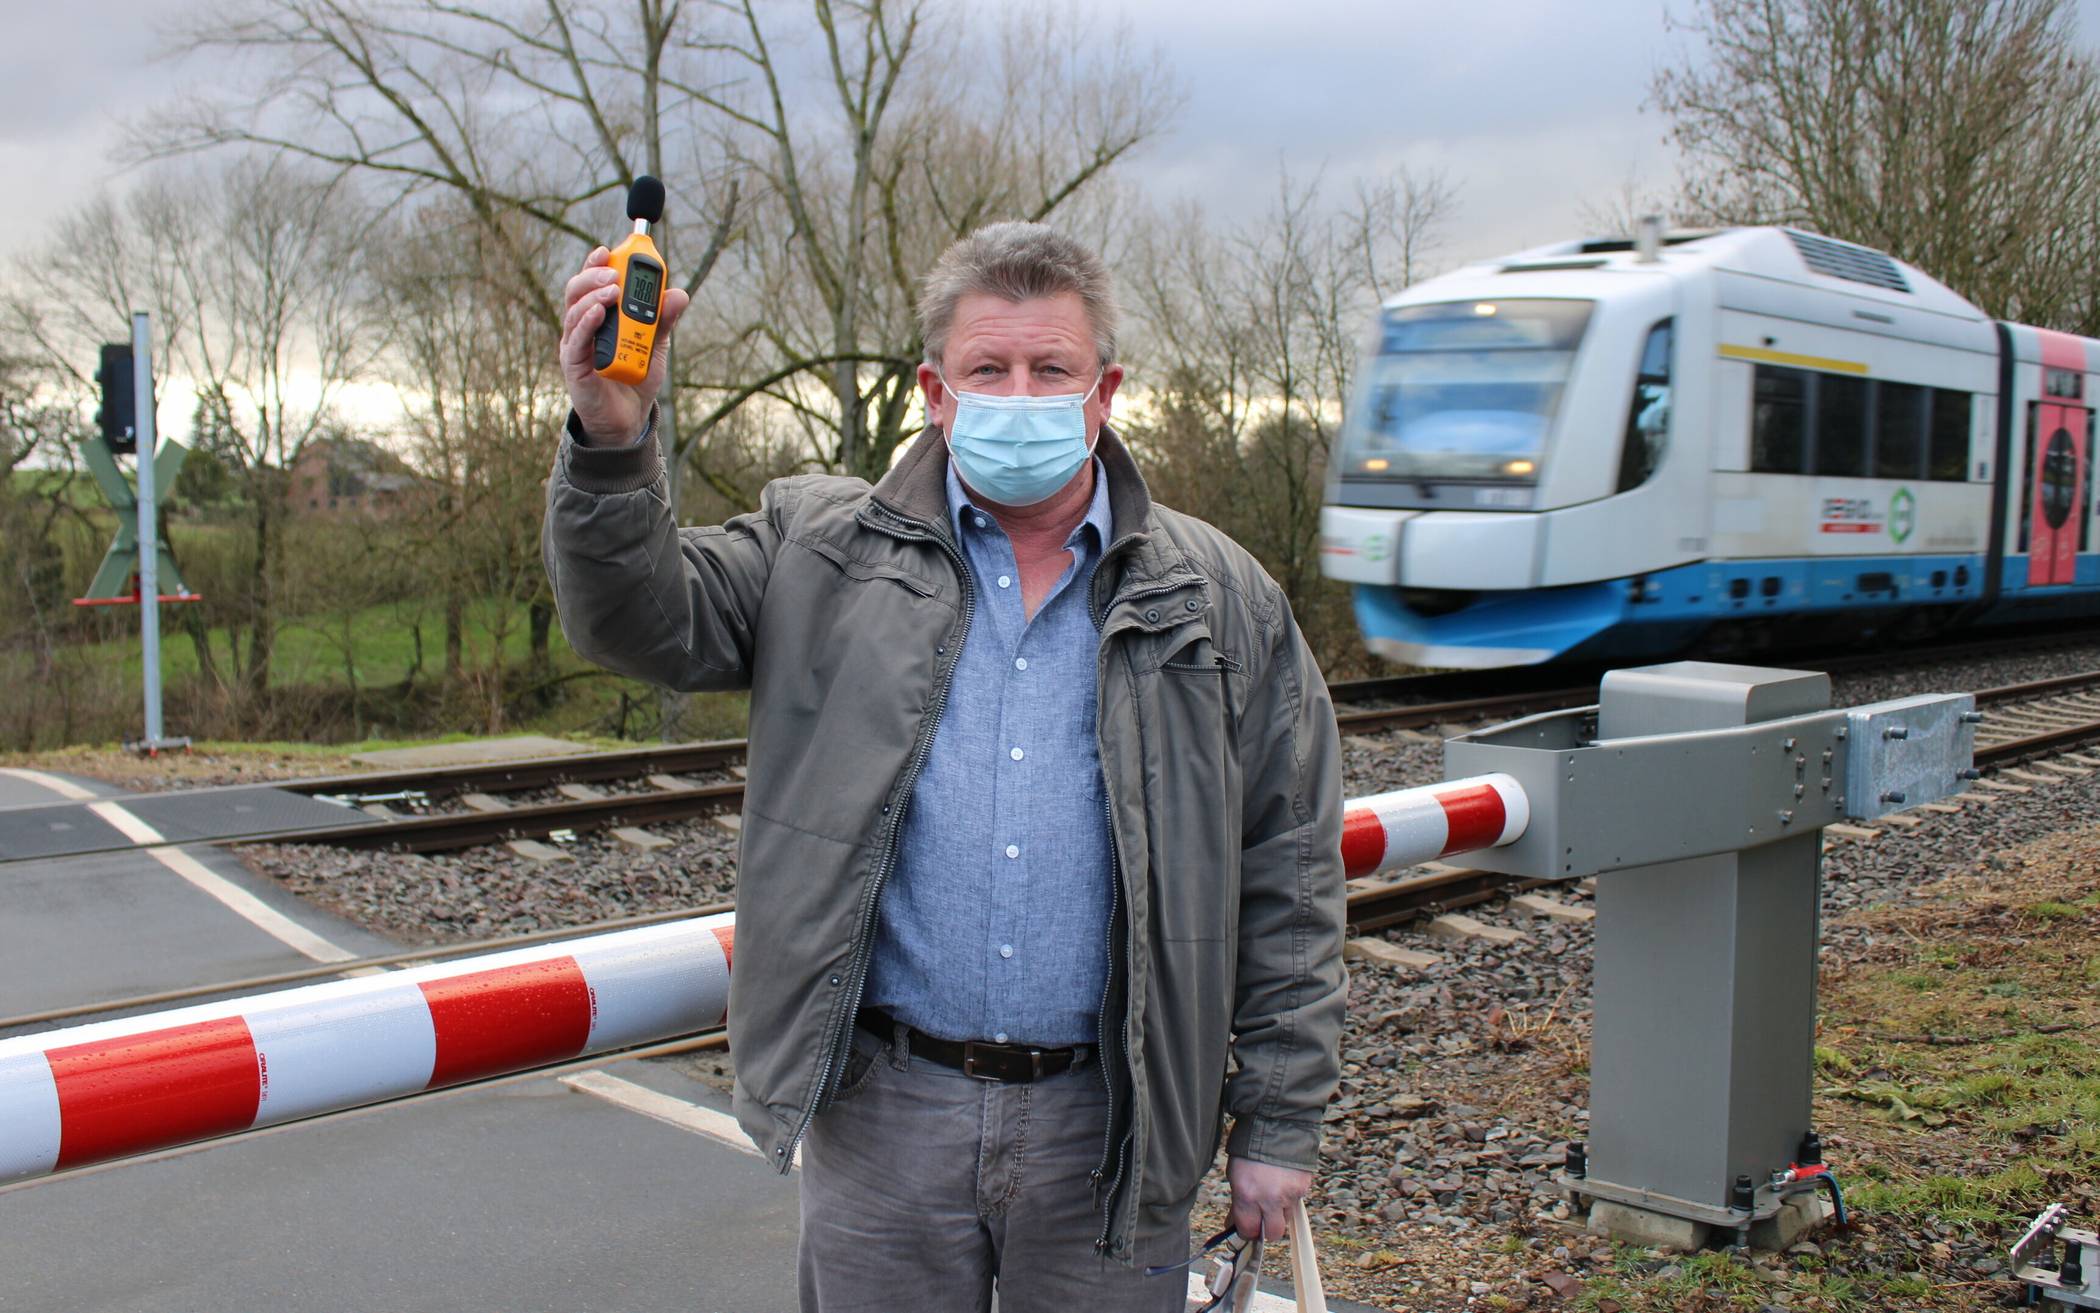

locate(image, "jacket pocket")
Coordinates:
1146 639 1243 944
793 534 944 599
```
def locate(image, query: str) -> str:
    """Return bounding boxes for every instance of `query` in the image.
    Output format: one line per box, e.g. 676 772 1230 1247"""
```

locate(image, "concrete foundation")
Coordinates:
1587 1200 1711 1251
1584 1190 1834 1252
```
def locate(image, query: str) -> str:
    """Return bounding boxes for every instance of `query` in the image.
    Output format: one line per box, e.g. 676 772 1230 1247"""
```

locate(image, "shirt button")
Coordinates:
994 1032 1009 1044
1014 657 1028 671
1005 844 1020 859
1009 746 1025 761
974 516 988 529
999 944 1014 959
997 574 1012 588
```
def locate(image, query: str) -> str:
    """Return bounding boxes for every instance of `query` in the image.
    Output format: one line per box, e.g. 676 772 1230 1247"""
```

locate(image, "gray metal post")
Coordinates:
1441 659 1978 1249
131 311 164 751
1584 664 1828 1238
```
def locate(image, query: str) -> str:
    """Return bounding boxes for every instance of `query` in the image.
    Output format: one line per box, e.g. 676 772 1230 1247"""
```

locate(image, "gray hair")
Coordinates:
917 222 1119 368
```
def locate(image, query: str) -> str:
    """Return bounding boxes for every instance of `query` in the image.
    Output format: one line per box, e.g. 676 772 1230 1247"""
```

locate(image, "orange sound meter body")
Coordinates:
593 175 668 386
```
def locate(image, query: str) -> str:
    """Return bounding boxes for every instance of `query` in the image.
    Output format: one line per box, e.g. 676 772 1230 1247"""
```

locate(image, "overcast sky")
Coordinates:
8 1 2100 280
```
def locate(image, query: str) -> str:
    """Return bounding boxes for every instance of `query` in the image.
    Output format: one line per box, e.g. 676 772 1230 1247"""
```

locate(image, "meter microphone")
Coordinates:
593 175 668 385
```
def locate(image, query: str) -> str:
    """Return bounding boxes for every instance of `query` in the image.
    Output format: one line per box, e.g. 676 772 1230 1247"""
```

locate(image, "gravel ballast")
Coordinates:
216 646 2100 1311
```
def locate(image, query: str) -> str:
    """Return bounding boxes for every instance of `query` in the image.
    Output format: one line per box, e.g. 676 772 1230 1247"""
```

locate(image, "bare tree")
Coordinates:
21 157 391 707
676 0 1181 486
1126 166 1456 664
1652 0 2100 330
150 0 742 509
381 202 572 731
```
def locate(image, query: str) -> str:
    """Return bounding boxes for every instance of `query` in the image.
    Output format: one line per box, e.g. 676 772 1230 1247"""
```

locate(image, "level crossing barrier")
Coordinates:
0 777 1522 1187
0 661 1977 1239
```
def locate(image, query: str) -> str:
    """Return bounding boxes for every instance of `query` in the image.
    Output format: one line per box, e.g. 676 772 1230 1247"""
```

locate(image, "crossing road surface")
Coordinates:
0 766 799 1312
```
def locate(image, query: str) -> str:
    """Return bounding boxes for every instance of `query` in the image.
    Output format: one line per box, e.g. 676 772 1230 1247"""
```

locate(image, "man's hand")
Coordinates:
558 246 692 446
1227 1157 1313 1241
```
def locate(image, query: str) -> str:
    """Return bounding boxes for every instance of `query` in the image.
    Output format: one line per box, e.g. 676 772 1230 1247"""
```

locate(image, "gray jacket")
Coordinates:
543 419 1347 1262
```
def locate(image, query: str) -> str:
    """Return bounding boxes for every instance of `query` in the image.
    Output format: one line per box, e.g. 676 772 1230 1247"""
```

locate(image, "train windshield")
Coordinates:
1339 299 1592 483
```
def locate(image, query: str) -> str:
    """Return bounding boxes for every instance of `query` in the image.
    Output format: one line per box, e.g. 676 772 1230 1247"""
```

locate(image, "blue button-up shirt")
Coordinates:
863 459 1116 1047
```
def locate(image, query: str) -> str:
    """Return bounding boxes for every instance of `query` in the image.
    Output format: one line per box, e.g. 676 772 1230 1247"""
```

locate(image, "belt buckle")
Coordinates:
961 1041 999 1081
960 1041 1046 1082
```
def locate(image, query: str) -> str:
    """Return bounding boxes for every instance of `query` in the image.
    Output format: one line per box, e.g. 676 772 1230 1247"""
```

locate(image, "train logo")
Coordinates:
1888 489 1916 544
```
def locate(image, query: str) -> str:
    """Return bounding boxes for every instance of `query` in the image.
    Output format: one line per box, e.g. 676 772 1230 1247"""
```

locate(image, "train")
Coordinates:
1319 222 2100 668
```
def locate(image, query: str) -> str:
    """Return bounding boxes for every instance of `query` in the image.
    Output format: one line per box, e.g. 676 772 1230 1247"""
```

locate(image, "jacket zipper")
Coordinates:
779 504 975 1172
1085 573 1202 1254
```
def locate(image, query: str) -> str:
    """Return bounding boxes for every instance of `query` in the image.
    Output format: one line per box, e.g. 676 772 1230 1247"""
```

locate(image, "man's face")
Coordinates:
917 290 1125 441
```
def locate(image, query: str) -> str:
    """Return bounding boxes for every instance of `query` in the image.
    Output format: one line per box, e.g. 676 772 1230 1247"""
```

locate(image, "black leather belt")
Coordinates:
858 1008 1088 1084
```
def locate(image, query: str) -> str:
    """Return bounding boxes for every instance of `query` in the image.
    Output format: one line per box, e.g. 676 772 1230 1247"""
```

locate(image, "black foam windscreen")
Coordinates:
627 175 666 223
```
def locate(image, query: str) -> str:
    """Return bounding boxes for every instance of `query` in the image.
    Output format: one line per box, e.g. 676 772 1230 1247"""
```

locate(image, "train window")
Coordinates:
1338 299 1593 484
1874 382 1927 479
1615 319 1674 492
1814 374 1870 477
2045 367 2084 399
1751 366 1808 473
1928 389 1970 481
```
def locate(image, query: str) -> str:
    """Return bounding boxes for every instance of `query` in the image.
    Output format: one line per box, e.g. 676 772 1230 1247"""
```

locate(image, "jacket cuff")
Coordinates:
1226 1114 1322 1172
561 406 662 494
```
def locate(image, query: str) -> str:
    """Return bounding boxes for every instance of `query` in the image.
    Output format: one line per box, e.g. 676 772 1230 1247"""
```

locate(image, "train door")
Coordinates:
2026 330 2090 586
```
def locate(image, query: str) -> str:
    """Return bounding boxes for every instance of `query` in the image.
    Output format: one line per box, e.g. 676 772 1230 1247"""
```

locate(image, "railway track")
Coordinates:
11 638 2100 1039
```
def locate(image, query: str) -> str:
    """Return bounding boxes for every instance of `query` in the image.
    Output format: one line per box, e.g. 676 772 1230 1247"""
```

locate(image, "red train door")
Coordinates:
2028 330 2090 587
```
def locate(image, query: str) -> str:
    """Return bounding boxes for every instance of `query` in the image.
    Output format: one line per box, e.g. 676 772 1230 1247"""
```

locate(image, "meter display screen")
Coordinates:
624 262 662 318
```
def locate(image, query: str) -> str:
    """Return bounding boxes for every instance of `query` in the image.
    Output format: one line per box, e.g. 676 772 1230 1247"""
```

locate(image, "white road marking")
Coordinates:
559 1069 797 1164
0 768 97 802
561 1071 1302 1310
84 801 355 964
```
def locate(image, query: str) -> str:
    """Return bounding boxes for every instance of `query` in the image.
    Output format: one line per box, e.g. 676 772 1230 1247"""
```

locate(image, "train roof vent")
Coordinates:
1783 229 1911 293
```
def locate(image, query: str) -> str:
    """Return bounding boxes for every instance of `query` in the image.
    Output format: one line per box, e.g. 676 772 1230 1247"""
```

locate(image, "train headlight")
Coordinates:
1364 457 1390 472
1503 458 1536 476
1473 302 1498 316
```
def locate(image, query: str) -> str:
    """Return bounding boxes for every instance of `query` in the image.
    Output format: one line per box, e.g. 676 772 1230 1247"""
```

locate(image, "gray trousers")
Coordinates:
797 1022 1194 1313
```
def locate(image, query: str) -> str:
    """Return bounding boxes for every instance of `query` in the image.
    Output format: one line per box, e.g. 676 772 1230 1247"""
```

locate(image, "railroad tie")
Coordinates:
459 792 511 813
1509 893 1595 923
2002 769 2059 786
556 783 607 801
1876 813 1924 828
713 814 743 834
1343 939 1442 971
611 827 673 851
1426 914 1527 946
505 838 573 862
1974 779 2032 794
1824 823 1883 843
647 773 700 792
2031 761 2092 778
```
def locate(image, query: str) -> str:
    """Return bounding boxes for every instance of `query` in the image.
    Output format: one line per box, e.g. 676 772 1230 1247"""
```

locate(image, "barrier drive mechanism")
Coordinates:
1444 661 1976 1249
0 660 1975 1257
2014 1206 2100 1309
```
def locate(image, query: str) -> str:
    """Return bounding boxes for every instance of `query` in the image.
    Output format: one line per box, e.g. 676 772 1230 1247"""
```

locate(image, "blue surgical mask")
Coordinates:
940 371 1103 507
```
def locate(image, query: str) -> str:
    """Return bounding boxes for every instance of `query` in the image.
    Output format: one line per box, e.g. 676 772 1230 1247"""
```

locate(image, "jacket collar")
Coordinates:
866 427 1208 629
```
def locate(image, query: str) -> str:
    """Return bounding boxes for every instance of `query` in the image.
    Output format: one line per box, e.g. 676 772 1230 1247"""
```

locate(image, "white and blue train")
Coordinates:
1320 224 2100 668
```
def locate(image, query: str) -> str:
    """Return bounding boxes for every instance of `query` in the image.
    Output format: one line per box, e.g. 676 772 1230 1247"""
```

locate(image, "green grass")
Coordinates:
88 595 551 690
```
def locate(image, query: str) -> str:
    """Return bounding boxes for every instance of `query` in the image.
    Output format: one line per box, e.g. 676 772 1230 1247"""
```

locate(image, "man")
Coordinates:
545 221 1345 1311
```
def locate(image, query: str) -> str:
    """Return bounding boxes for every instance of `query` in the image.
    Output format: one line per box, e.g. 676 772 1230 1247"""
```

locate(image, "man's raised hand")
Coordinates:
558 246 691 446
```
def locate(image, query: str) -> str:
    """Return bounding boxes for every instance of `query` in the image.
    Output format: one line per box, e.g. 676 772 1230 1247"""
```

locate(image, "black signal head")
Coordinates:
627 175 666 223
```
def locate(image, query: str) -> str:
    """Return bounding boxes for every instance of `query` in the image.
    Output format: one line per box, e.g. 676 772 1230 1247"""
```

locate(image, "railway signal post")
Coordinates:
1447 661 1977 1249
77 313 196 755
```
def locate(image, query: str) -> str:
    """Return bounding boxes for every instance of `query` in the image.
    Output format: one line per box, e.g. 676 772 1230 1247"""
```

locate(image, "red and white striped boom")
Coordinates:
0 777 1525 1187
0 914 734 1186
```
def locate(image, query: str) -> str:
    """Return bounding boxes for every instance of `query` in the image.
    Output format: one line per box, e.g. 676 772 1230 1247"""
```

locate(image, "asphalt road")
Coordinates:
0 767 801 1312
